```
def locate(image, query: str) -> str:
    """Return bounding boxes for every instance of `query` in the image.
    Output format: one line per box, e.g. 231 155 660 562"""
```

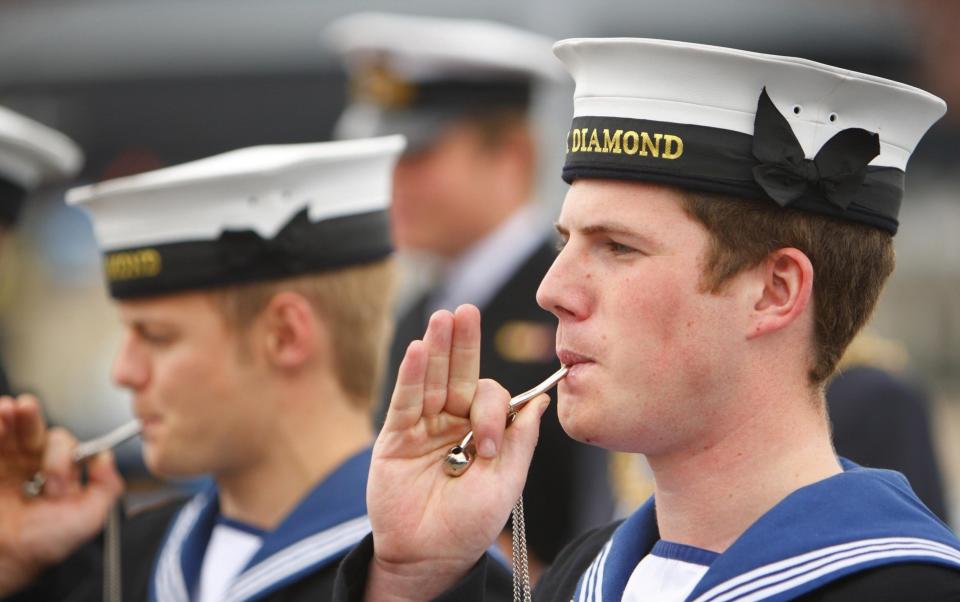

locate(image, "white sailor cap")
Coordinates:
67 135 405 299
555 38 947 234
325 12 565 150
0 105 83 224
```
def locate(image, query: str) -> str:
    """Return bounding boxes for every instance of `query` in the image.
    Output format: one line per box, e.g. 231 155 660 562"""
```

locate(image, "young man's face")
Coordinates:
536 180 749 455
112 293 271 478
391 121 513 257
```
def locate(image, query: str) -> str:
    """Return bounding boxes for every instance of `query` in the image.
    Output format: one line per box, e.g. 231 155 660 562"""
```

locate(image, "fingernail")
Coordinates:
478 438 497 459
537 396 551 417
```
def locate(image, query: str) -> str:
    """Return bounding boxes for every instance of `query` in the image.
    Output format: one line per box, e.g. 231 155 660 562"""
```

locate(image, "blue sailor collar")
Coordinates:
150 447 372 602
575 458 960 602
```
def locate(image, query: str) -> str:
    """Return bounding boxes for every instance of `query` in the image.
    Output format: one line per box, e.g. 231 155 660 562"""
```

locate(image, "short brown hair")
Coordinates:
679 191 894 384
209 258 395 407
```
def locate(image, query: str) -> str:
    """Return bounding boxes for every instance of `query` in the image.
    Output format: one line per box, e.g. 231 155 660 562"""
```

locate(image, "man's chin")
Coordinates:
556 406 604 447
143 448 200 481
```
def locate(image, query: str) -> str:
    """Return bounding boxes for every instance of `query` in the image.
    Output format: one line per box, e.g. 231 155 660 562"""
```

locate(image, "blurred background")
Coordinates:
0 0 957 524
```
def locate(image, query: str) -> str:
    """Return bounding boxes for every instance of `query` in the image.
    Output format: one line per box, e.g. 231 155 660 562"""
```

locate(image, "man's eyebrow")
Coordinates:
554 221 661 248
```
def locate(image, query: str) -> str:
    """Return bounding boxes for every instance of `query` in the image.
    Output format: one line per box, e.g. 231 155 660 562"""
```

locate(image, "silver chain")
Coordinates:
510 495 532 602
104 502 122 602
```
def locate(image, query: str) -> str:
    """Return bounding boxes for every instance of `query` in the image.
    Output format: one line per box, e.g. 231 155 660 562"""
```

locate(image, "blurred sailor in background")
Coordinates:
0 135 404 601
0 106 83 396
326 13 613 576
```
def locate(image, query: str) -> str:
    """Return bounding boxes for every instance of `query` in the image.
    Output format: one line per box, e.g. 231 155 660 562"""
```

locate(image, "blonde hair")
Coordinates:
210 258 395 408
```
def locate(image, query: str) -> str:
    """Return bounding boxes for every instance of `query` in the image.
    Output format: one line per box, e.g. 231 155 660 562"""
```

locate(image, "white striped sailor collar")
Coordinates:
574 458 960 602
149 447 372 602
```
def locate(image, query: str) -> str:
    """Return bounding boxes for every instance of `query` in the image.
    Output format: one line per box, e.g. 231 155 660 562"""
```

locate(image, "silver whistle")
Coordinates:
72 419 142 463
443 366 568 477
23 419 142 498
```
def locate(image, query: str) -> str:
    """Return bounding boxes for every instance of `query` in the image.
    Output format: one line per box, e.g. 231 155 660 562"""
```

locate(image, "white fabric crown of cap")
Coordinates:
326 13 565 147
326 12 565 84
555 38 947 233
68 135 405 298
0 105 83 223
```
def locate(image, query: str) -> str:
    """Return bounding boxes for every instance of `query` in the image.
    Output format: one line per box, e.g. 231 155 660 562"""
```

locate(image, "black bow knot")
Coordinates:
752 88 880 210
219 209 313 272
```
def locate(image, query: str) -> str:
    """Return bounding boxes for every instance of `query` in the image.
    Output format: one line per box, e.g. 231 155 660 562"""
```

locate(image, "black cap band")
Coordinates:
411 79 532 113
103 209 392 299
562 91 905 234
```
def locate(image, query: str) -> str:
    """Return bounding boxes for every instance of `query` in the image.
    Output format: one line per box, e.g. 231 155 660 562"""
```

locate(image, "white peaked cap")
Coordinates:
554 38 946 233
68 135 405 299
0 106 82 188
326 12 565 83
326 13 566 148
0 105 84 223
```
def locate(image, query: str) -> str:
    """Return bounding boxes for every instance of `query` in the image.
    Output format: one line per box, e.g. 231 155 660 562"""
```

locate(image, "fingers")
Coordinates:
421 311 453 416
85 450 125 501
445 305 481 417
469 379 510 459
0 394 47 461
40 428 80 498
386 305 481 428
499 394 551 478
0 396 15 453
14 395 47 455
383 340 428 432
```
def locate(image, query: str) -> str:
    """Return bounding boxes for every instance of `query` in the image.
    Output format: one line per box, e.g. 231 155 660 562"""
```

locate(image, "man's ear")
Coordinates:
746 247 813 340
258 291 325 370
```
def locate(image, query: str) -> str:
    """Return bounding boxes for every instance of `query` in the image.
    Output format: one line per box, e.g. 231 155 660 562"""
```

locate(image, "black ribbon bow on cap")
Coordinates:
218 208 313 272
752 88 880 210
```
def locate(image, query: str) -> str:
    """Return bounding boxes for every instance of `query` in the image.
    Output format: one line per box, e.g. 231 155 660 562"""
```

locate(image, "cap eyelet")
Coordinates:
792 105 802 115
828 112 839 123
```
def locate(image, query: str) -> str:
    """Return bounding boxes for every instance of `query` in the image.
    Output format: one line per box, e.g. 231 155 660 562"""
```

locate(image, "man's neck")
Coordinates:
648 388 841 553
214 386 373 530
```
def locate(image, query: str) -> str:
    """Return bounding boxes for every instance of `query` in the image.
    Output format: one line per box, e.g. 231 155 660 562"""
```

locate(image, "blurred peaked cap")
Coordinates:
325 12 567 148
67 135 406 299
325 12 565 83
0 105 84 225
554 38 947 234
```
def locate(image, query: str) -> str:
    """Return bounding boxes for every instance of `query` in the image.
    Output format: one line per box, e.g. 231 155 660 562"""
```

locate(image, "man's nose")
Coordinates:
537 246 590 321
111 333 149 391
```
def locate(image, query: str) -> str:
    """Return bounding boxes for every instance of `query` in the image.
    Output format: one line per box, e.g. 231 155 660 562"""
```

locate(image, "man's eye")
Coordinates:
606 241 635 255
143 332 172 345
555 238 568 252
137 327 174 345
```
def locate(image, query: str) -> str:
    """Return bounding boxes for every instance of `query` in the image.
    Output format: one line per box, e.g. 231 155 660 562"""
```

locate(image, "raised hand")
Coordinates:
0 394 123 596
365 305 550 601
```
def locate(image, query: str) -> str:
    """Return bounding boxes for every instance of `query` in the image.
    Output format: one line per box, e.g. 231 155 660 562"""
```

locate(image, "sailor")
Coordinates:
0 136 409 601
0 105 83 395
325 13 613 572
333 38 960 601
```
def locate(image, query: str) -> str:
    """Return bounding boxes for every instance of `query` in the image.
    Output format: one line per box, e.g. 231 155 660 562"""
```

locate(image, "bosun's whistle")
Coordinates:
443 366 568 477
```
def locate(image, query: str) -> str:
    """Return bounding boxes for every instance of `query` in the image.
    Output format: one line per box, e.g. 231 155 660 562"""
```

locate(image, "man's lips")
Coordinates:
557 349 594 367
136 414 162 435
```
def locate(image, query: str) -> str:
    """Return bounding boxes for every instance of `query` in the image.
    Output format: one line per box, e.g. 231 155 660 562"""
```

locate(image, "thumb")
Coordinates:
81 451 124 515
498 394 550 482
